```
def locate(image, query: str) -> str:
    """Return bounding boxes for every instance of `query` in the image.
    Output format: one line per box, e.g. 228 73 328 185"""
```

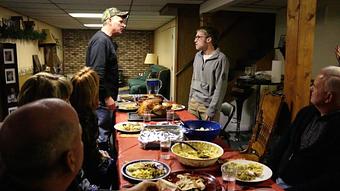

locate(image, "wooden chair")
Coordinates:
240 92 284 161
219 102 236 145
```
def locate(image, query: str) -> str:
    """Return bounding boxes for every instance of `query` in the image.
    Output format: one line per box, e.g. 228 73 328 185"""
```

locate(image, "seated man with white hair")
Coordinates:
267 66 340 191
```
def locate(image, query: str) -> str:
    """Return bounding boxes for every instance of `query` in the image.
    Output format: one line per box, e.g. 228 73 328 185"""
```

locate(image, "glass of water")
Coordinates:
221 164 237 191
160 138 171 160
143 110 151 123
166 109 175 124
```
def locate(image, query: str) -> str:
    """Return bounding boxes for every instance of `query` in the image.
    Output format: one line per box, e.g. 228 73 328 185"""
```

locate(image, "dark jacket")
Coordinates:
0 170 98 191
77 108 102 180
76 108 117 189
267 105 340 191
86 31 119 102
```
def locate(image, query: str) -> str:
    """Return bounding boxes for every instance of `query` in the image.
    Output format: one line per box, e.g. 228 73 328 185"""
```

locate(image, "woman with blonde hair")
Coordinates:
18 72 72 106
70 67 117 189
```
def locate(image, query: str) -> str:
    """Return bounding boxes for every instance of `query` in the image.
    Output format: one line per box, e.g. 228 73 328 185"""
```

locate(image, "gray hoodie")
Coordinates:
189 48 229 117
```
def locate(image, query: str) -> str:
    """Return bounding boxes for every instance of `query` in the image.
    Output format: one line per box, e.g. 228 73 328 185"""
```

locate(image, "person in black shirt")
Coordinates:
0 99 84 191
267 66 340 191
0 98 160 191
86 7 128 154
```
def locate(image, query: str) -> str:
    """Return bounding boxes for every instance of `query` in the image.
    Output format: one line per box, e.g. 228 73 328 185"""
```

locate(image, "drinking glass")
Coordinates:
166 109 175 124
160 138 171 159
222 164 237 191
143 110 151 123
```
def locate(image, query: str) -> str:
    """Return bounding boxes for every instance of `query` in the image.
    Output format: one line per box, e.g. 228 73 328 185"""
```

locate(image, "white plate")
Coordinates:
121 159 171 182
171 104 185 111
118 94 136 102
222 159 272 183
239 75 252 80
117 102 139 111
114 122 144 133
165 170 223 191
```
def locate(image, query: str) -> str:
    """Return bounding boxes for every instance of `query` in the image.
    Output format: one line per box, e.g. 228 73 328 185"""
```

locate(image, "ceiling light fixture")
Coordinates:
84 24 103 28
69 13 102 18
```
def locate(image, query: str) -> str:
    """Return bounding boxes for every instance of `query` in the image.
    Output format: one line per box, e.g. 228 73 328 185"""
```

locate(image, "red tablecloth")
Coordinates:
115 110 283 191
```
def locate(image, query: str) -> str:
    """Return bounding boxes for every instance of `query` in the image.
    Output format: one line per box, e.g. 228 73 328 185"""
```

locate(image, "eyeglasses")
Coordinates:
194 35 207 40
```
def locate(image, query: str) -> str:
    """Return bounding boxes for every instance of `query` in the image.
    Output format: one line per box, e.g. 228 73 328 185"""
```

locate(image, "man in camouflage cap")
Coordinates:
86 7 129 159
101 7 129 23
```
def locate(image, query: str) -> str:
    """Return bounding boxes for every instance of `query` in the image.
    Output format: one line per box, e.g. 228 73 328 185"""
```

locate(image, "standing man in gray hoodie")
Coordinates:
188 26 229 121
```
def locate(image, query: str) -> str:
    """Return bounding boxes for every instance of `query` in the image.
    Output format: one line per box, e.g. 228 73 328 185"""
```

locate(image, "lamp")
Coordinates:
144 53 157 65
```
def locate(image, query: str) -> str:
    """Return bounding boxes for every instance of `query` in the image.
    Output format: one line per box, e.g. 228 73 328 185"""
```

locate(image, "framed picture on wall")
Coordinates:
3 48 15 64
5 68 16 84
7 86 18 103
8 106 18 114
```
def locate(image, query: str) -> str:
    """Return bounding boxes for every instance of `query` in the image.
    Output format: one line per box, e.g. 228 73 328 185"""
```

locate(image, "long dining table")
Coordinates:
115 109 284 191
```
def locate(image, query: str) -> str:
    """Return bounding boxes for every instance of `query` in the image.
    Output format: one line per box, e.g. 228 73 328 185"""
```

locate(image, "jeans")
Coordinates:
96 104 113 144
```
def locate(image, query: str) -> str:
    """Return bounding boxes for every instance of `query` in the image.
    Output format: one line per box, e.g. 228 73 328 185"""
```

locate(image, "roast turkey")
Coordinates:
137 97 168 117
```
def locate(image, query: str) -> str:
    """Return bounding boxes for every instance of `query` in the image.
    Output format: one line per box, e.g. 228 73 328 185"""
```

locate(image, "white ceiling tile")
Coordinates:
0 0 286 30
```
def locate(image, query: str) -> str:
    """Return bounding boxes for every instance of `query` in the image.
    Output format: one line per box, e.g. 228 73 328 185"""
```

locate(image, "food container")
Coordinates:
138 124 184 149
171 140 224 167
182 120 221 141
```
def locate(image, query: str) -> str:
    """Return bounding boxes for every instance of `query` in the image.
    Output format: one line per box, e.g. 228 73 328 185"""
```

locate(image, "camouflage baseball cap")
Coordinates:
101 7 129 23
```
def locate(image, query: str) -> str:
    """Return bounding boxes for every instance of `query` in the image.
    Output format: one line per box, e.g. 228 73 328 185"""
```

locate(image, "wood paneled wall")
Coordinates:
174 5 200 105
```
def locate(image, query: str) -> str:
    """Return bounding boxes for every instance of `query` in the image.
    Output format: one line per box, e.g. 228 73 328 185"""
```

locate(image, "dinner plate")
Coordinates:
121 159 171 182
117 102 139 111
114 122 144 133
171 104 185 111
164 170 223 191
239 75 252 80
118 94 135 102
222 159 272 183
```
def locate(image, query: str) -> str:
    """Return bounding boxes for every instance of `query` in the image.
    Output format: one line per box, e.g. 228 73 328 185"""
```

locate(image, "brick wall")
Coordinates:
62 29 154 84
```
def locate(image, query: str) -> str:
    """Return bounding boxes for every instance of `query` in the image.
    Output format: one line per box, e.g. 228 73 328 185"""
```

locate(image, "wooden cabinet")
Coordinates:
0 43 19 121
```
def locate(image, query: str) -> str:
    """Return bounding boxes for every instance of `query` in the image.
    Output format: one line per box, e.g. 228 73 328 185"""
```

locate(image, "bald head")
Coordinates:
0 98 83 182
320 66 340 105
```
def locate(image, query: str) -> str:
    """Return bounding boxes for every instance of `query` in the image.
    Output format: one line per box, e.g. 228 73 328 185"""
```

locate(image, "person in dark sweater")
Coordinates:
0 99 84 191
0 98 160 191
86 7 128 154
70 67 118 189
267 66 340 191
